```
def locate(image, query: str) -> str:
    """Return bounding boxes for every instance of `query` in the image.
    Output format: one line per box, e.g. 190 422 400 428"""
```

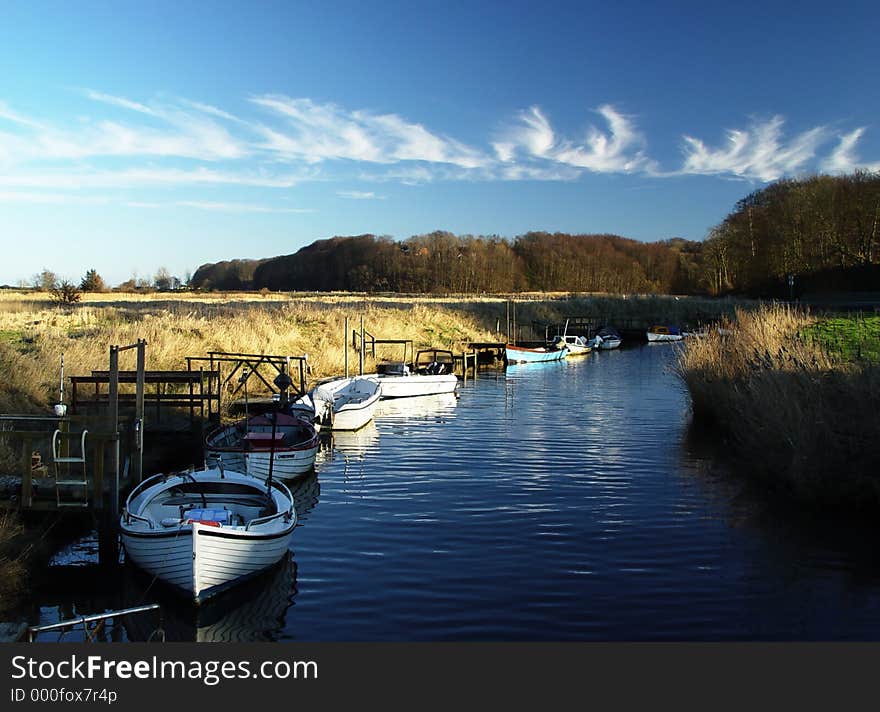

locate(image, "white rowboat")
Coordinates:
205 413 319 480
121 469 296 603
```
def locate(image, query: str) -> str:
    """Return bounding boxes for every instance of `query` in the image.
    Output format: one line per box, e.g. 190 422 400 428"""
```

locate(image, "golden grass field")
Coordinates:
0 289 742 413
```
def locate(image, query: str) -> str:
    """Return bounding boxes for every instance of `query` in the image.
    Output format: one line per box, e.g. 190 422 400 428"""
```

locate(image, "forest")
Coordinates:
192 232 704 294
190 172 880 297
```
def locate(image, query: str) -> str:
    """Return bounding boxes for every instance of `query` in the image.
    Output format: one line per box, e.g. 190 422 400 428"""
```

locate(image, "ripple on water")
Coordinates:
33 345 880 640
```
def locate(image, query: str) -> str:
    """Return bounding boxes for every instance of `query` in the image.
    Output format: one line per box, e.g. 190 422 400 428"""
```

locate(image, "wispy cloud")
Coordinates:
337 190 385 200
680 116 827 181
0 90 877 212
174 200 314 214
251 95 489 168
0 167 304 190
0 101 45 129
82 89 162 117
0 90 250 163
821 128 880 174
0 190 109 205
127 199 313 213
493 104 653 174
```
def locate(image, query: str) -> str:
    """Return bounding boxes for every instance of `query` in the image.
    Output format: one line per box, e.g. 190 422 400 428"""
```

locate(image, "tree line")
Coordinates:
21 171 879 298
192 231 708 294
701 170 880 296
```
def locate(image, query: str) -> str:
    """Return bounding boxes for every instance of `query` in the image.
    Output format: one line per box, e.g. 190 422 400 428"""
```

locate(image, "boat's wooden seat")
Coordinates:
161 494 270 508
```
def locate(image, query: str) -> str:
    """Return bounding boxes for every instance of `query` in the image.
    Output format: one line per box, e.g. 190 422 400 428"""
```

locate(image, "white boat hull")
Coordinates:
565 343 592 355
204 414 319 481
372 373 458 398
305 377 382 431
121 469 296 602
122 524 294 601
646 332 683 342
204 446 318 479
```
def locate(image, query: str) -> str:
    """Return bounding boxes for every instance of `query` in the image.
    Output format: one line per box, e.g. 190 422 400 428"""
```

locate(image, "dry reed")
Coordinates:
677 303 880 508
0 510 25 611
0 292 501 413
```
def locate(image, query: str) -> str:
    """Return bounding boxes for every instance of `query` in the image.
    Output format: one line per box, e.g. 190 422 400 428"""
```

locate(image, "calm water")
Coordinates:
28 345 880 640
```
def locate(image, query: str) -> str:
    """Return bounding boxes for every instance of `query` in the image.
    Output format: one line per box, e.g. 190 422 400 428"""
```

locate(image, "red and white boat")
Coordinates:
205 412 319 480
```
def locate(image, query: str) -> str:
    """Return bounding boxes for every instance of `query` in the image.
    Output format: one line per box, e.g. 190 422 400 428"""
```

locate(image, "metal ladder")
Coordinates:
52 429 89 508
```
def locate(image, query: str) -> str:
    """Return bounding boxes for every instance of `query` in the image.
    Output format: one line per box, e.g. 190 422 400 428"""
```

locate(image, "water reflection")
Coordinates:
374 392 459 420
327 421 380 459
122 555 298 642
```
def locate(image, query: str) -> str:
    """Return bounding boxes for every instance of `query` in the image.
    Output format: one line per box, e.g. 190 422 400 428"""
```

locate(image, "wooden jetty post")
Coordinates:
359 315 365 376
344 316 349 379
107 339 146 521
108 345 119 519
134 339 145 483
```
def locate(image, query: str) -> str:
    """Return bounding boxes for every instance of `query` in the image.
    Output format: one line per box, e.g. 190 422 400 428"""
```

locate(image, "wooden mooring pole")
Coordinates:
108 345 119 520
344 316 349 379
359 315 365 376
134 339 145 484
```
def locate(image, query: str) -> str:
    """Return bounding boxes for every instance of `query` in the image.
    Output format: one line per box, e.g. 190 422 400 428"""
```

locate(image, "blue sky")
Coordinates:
1 0 878 286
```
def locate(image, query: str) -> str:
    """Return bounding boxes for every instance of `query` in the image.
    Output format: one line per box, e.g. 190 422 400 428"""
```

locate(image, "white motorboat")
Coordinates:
367 361 458 398
204 412 319 480
646 325 683 342
292 376 381 431
550 334 592 355
590 327 622 350
121 469 296 603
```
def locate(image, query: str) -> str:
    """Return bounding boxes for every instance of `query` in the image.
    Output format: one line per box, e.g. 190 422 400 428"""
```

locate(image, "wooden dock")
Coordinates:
71 369 219 427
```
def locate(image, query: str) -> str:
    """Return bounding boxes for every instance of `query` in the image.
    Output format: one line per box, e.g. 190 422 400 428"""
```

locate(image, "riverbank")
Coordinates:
677 304 880 510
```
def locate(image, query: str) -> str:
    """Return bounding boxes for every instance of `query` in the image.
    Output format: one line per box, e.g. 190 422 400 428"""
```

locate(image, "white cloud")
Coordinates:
493 106 555 162
251 95 489 168
82 89 161 117
173 200 314 214
680 116 827 181
0 190 109 204
0 167 302 190
0 91 251 162
494 104 653 175
1 90 878 203
0 102 45 129
337 190 384 200
179 98 248 125
821 128 880 174
127 199 312 213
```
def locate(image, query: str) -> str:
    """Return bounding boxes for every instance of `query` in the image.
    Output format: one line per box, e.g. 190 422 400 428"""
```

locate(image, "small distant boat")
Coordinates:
368 361 458 399
505 344 569 364
589 327 622 350
121 469 296 603
292 376 381 431
204 413 319 480
550 334 593 355
646 325 683 342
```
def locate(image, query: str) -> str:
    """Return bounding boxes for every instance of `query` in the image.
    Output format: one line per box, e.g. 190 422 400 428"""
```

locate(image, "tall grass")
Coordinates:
677 304 880 508
0 510 24 611
0 294 501 414
0 290 749 414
